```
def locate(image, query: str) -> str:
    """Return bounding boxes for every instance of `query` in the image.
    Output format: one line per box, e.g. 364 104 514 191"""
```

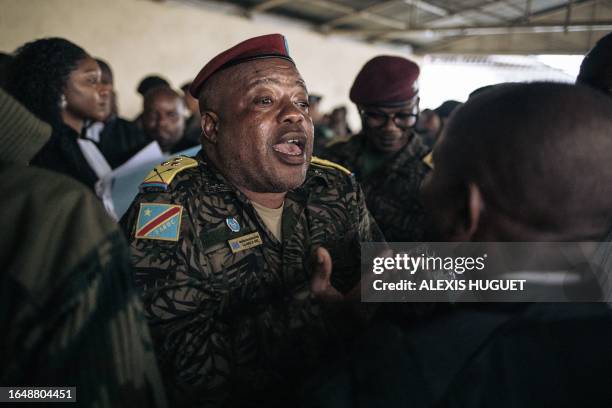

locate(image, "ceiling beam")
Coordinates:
416 0 601 53
319 0 406 31
401 0 449 17
564 0 574 32
318 0 450 32
309 0 411 31
331 20 612 37
525 0 532 22
247 0 293 13
424 0 522 27
365 0 518 42
412 45 595 54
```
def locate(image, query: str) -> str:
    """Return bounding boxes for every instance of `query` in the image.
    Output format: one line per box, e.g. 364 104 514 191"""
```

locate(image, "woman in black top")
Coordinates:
5 37 110 190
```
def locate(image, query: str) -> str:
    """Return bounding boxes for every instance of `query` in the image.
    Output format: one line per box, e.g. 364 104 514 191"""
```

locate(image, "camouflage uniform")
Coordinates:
322 133 431 242
0 89 166 407
121 151 383 406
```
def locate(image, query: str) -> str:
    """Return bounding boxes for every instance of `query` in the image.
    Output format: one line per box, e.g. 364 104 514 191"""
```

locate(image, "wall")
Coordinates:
0 0 415 128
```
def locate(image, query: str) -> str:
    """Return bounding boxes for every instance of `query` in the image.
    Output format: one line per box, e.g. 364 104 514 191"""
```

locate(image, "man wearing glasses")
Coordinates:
322 55 431 242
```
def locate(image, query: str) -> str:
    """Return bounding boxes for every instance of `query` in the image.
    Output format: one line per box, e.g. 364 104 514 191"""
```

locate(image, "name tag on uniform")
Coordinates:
228 232 263 253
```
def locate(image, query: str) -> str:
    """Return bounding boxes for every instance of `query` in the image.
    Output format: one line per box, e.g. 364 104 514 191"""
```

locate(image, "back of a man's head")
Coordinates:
426 82 612 241
577 32 612 95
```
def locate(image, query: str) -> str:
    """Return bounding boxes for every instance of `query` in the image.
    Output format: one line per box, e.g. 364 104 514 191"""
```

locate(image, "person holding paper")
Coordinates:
5 37 111 191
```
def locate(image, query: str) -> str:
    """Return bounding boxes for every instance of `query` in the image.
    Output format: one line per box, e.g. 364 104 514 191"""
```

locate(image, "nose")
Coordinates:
156 115 168 131
279 98 305 124
97 84 111 99
382 114 401 132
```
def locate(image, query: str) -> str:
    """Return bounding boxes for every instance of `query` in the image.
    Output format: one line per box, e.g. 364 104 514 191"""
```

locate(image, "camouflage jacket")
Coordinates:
1 165 166 408
121 151 383 407
322 133 431 242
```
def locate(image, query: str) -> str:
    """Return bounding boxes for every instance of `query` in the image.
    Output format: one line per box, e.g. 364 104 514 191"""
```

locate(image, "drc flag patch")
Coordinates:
135 203 183 241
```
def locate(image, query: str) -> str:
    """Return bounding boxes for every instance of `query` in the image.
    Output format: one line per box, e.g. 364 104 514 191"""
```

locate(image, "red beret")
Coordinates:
189 33 293 98
350 55 420 106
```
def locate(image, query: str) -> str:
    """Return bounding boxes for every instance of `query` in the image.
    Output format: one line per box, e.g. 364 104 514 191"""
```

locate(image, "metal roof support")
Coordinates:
417 0 601 52
319 0 450 32
247 0 293 13
424 0 521 27
587 0 599 46
525 0 532 22
331 20 612 37
319 0 405 31
365 0 517 41
401 0 449 17
242 0 295 18
564 0 574 32
314 0 408 31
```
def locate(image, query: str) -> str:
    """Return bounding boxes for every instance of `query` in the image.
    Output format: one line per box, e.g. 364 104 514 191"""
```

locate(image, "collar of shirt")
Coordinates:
195 150 332 196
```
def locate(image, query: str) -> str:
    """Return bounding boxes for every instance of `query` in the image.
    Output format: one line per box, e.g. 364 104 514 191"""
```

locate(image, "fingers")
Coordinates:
311 246 332 295
316 246 332 281
311 246 346 302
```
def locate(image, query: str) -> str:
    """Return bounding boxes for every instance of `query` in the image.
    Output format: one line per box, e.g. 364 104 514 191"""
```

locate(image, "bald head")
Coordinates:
197 70 224 114
423 82 612 241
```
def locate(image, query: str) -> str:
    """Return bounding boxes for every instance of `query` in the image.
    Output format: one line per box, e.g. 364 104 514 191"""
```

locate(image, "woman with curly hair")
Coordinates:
5 37 111 190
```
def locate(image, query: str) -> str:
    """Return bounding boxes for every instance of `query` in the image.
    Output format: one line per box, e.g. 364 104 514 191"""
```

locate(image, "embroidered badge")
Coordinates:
139 156 198 192
422 152 434 169
227 232 263 253
226 217 241 232
135 203 183 241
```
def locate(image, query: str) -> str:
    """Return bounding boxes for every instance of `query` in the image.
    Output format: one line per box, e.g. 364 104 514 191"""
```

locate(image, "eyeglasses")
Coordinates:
360 108 419 130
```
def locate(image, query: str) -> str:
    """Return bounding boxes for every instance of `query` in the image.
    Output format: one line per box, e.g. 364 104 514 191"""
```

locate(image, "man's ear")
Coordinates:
201 111 219 144
450 182 484 241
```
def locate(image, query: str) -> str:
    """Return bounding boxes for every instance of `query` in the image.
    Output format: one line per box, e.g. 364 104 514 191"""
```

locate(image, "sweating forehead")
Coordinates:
220 58 306 91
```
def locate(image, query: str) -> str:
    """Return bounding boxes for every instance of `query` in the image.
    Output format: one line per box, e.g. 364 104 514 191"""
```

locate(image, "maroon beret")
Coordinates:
350 55 420 106
189 33 293 98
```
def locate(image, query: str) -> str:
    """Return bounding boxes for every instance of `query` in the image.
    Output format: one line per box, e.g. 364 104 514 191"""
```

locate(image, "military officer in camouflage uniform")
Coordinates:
121 34 382 407
322 56 432 242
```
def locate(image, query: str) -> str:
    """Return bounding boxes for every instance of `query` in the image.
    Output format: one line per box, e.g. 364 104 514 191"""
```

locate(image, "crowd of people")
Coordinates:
2 30 612 407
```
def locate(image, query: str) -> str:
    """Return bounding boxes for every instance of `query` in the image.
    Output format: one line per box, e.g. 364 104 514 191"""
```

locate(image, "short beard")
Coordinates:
227 165 308 193
206 146 308 193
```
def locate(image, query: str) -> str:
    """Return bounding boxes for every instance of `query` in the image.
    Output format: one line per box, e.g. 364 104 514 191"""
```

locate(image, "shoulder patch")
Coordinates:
135 203 183 241
422 152 434 169
325 135 351 149
140 156 198 192
311 156 352 175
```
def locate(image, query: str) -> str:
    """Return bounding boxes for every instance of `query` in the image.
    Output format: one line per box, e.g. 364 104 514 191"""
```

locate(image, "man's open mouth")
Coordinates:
272 139 305 156
272 134 306 157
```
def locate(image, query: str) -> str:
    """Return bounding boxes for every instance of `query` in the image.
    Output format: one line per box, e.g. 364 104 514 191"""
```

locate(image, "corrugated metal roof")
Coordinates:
196 0 612 54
